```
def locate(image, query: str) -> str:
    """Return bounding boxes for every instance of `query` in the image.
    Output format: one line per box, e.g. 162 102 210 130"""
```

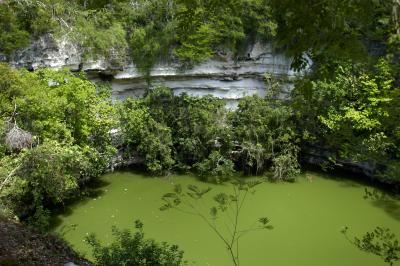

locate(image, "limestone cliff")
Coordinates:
9 35 304 107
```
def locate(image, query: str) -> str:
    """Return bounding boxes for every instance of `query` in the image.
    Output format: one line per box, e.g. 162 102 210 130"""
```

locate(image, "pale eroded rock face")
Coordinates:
9 35 306 107
10 35 82 70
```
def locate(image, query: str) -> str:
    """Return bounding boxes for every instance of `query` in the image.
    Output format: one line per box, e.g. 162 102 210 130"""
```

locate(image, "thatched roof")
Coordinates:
5 124 33 151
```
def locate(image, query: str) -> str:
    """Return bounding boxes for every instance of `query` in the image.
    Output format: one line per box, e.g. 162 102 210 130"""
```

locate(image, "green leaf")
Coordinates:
163 193 178 199
174 184 182 195
210 207 218 218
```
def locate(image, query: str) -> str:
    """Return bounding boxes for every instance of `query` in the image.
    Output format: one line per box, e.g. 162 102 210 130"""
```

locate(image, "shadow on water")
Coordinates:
363 188 400 221
303 163 400 192
371 199 400 221
118 165 238 189
304 165 364 188
304 165 400 221
117 165 165 179
48 177 111 230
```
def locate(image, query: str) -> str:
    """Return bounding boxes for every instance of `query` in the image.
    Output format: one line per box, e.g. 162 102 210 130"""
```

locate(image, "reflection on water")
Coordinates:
364 188 400 221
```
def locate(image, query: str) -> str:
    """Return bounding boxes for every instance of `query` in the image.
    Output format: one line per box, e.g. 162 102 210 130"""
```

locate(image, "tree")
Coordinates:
230 95 300 179
0 3 29 58
342 226 400 266
0 141 100 230
144 88 230 169
73 9 128 65
160 179 273 266
195 150 235 183
86 220 186 266
111 0 177 76
119 97 175 175
0 65 116 228
292 59 399 181
269 0 394 69
5 68 117 157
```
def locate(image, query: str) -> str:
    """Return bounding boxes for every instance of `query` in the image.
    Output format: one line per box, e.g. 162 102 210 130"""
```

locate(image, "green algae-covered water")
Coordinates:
52 171 400 266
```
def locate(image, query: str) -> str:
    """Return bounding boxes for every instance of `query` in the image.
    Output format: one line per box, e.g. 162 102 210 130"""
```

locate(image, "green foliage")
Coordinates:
271 144 300 181
174 0 276 66
1 67 116 156
0 65 116 158
86 220 186 266
77 0 114 10
161 180 272 266
195 151 235 183
1 0 279 71
2 0 398 77
0 63 25 115
292 59 399 180
269 0 395 69
174 22 218 66
119 97 174 175
240 0 277 42
7 0 74 38
230 95 300 179
0 4 29 57
73 9 128 64
145 88 230 168
25 205 51 231
123 0 177 76
0 119 7 158
119 87 301 181
0 141 100 230
119 87 235 176
342 226 400 265
0 64 116 228
138 119 175 175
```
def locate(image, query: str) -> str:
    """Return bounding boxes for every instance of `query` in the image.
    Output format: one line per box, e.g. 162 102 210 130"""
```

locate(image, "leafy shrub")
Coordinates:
119 98 174 175
145 88 230 167
120 87 230 175
0 141 101 229
0 4 29 57
86 220 186 266
195 151 235 183
342 226 400 266
271 144 300 181
230 95 300 177
292 59 400 180
0 65 116 227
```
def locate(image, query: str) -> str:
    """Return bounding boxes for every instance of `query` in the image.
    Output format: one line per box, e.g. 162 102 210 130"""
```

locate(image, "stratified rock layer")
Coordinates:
10 35 304 106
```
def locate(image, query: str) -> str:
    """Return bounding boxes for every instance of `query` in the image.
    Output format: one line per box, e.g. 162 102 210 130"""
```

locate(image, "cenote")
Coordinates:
51 171 400 266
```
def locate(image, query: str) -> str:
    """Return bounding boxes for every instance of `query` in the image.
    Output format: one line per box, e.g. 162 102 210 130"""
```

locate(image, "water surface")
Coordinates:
52 171 400 266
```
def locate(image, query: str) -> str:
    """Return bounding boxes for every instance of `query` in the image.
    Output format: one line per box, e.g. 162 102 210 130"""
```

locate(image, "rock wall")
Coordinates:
9 35 305 107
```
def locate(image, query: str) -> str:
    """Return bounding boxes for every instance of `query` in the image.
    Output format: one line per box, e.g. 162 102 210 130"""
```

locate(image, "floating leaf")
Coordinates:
200 187 212 196
173 198 181 206
258 217 270 226
159 203 172 211
163 193 177 199
214 193 229 211
247 179 262 189
229 195 237 201
188 184 200 194
187 192 197 199
210 207 218 218
174 184 182 195
340 226 349 234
